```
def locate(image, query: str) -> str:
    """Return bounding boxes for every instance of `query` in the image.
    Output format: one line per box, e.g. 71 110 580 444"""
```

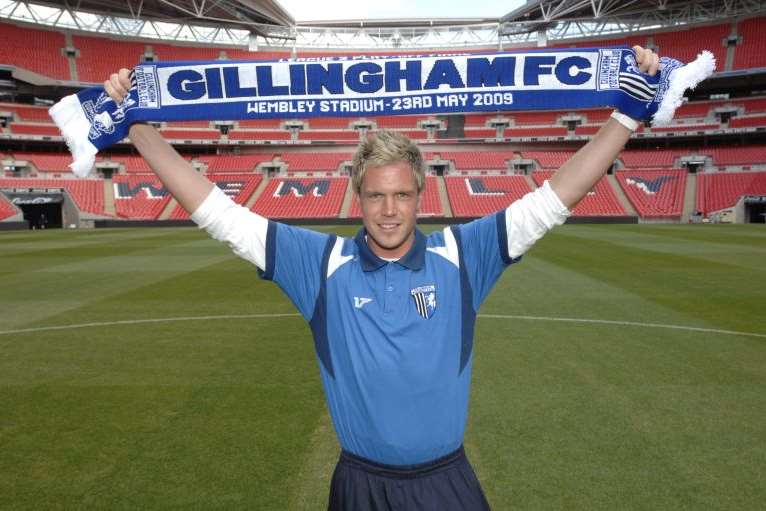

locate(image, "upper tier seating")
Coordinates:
10 152 72 172
616 169 687 218
8 123 61 137
347 176 442 218
252 177 347 218
0 103 54 122
520 151 576 169
198 154 271 172
728 115 766 128
280 152 352 172
696 171 766 214
0 178 106 215
74 35 148 83
0 22 69 79
298 130 362 141
533 171 625 216
654 24 730 71
227 130 292 141
159 129 221 141
427 151 515 170
112 175 171 219
170 173 263 219
733 17 766 70
444 176 531 217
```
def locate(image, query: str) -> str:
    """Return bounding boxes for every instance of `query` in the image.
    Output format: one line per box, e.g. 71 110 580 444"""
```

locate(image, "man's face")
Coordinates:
358 161 420 260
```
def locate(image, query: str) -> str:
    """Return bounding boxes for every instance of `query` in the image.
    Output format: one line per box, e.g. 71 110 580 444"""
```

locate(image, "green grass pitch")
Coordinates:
1 224 765 510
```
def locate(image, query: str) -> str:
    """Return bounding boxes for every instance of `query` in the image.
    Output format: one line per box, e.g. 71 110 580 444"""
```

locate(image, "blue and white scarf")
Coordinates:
50 47 715 177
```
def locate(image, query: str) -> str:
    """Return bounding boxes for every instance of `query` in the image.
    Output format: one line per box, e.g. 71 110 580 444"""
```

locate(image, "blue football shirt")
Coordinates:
260 211 517 465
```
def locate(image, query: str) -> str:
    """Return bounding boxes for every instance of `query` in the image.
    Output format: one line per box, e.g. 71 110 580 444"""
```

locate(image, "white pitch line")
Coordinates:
0 313 764 339
480 314 766 339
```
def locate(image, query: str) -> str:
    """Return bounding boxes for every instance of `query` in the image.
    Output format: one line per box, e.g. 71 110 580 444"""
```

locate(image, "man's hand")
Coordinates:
632 45 660 76
104 68 132 104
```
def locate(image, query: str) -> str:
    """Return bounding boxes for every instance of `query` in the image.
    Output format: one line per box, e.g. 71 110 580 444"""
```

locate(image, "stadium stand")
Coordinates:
429 151 514 170
198 154 271 172
533 171 625 216
733 16 766 70
298 130 362 141
9 123 62 137
112 175 171 219
159 129 221 141
510 111 561 125
0 178 106 215
696 171 766 214
0 192 19 220
170 173 263 219
616 169 687 218
619 149 678 168
0 103 54 122
444 176 531 217
281 152 352 172
227 130 292 141
0 22 69 80
10 152 72 173
238 119 285 128
104 155 155 173
347 176 443 218
521 151 576 169
729 115 766 129
252 177 347 218
654 23 730 69
74 35 148 83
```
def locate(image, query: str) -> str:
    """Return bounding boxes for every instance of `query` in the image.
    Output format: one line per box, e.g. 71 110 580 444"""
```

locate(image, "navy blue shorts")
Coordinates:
327 446 492 511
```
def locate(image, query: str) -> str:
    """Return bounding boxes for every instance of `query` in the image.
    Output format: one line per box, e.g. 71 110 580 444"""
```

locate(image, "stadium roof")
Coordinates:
2 0 766 48
34 0 294 34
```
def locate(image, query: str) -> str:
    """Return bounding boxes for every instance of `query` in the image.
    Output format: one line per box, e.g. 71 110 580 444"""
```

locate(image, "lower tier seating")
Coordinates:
444 176 531 217
112 175 171 219
533 171 625 216
252 177 347 218
696 171 766 214
170 174 263 219
616 169 687 218
0 178 106 215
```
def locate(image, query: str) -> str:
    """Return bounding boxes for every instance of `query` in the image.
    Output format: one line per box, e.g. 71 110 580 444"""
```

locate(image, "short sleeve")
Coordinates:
452 210 517 311
261 221 334 320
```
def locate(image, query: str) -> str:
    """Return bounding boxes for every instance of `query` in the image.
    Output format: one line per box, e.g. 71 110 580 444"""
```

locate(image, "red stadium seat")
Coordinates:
0 193 20 220
0 178 106 215
444 176 531 217
170 173 263 219
616 169 687 218
252 177 347 218
533 171 625 216
696 171 766 214
733 17 766 70
0 22 69 79
112 175 171 219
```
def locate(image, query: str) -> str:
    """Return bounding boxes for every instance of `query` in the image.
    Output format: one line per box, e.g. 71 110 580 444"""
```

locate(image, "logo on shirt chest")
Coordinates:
410 285 436 319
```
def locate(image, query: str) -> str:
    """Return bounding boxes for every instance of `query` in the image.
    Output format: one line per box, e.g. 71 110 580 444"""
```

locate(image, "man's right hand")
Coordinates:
104 68 132 104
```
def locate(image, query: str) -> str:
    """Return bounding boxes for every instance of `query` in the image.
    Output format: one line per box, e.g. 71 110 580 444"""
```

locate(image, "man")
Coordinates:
104 46 659 510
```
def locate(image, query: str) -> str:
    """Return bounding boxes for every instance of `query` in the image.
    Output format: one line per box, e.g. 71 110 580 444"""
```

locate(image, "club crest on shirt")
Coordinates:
410 285 436 319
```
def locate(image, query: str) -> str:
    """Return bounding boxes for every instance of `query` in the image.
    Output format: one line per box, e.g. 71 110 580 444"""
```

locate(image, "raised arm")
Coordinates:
104 68 214 213
105 68 269 270
549 46 660 209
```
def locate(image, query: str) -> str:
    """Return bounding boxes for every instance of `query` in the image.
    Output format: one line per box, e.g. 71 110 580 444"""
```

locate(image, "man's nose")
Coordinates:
383 195 397 216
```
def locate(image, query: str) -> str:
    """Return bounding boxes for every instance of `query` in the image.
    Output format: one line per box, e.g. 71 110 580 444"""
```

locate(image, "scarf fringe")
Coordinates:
653 50 716 126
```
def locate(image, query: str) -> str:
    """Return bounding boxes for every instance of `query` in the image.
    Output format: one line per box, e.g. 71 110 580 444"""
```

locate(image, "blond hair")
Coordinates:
351 130 425 194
